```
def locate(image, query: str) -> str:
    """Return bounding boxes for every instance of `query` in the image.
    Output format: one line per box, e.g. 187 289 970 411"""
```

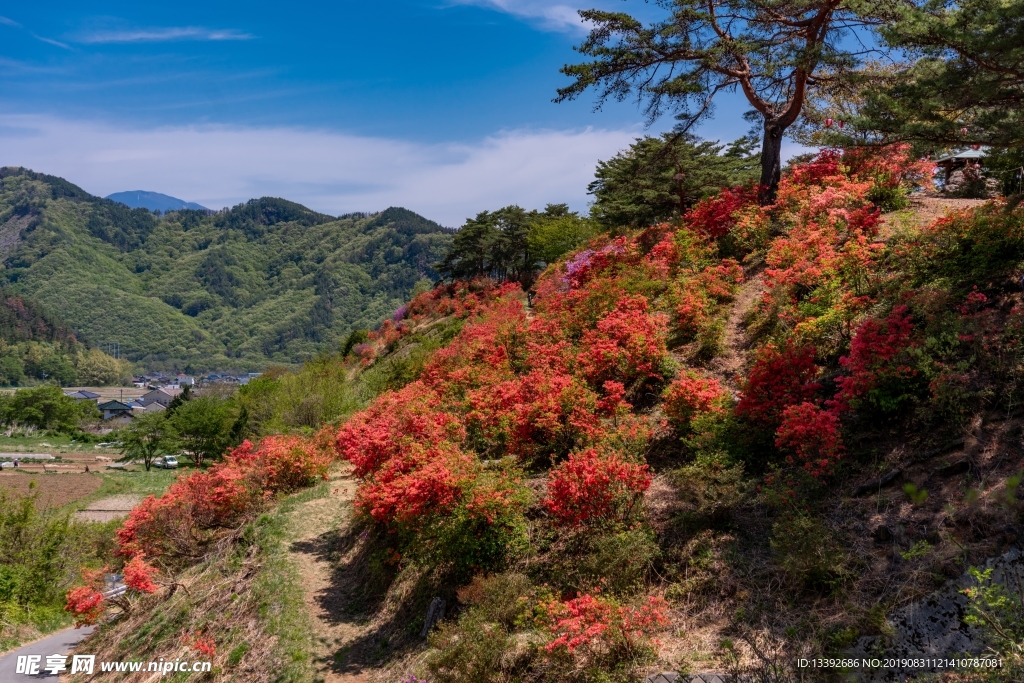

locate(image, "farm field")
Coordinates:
0 467 183 511
0 472 102 508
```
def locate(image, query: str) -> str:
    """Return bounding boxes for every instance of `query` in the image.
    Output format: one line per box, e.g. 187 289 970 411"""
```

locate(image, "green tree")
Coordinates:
117 411 178 471
436 213 498 280
589 133 760 229
857 0 1024 151
527 205 600 265
170 395 233 467
0 386 99 432
556 1 889 203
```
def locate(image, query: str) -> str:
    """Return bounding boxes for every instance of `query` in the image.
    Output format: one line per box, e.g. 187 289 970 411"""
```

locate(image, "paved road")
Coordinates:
0 626 95 681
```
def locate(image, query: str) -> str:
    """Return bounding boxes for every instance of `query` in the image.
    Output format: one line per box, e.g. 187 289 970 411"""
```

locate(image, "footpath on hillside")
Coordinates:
285 466 394 683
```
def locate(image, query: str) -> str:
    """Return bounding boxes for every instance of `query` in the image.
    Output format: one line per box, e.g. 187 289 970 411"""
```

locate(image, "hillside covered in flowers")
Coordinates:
68 146 1024 681
305 145 1023 680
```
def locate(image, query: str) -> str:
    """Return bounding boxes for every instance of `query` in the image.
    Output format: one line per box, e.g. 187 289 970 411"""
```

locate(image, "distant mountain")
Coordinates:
0 167 453 371
107 190 208 212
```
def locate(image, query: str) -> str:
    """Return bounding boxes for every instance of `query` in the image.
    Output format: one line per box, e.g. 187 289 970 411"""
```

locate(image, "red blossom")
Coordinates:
544 449 651 527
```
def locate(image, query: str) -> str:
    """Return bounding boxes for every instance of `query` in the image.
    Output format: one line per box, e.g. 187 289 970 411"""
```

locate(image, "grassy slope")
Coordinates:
0 169 452 371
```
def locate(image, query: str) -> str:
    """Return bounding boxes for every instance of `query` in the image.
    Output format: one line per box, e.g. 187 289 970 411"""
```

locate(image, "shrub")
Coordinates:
663 372 727 431
578 295 669 387
830 306 918 414
545 449 651 527
774 402 844 477
770 514 852 594
541 593 669 680
737 342 820 427
550 528 662 597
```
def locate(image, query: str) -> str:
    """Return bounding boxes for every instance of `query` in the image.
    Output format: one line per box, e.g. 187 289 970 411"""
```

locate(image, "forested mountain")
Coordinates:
0 167 452 371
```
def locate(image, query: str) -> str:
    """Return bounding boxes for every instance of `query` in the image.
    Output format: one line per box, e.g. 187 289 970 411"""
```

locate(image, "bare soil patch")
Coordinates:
0 472 102 508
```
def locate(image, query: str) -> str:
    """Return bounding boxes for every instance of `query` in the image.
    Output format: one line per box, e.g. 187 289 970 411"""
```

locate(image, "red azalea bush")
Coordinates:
65 567 107 628
830 306 917 414
122 554 159 594
545 449 651 527
116 434 333 560
578 295 669 387
542 593 669 658
354 443 474 527
737 342 821 428
774 402 844 477
334 382 464 477
662 372 727 430
684 185 759 238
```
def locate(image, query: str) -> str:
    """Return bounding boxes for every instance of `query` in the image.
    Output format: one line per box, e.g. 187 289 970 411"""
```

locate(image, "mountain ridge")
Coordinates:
107 190 208 212
0 167 453 372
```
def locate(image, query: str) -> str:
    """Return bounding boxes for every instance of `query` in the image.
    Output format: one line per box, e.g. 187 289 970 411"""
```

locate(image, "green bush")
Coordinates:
0 385 100 432
426 573 541 683
0 491 117 648
770 514 854 594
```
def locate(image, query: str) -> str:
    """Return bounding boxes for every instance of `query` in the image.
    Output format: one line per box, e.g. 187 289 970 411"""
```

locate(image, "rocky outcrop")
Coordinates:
847 547 1024 681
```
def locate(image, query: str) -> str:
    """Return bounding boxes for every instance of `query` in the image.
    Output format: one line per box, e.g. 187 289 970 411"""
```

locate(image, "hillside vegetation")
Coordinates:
65 145 1024 682
0 167 453 371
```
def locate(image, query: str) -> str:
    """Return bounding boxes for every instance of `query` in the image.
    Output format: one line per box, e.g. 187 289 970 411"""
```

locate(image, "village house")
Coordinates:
97 400 134 420
137 386 182 408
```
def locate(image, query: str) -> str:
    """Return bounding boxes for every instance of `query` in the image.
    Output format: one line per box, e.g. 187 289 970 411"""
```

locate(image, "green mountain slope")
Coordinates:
0 168 453 371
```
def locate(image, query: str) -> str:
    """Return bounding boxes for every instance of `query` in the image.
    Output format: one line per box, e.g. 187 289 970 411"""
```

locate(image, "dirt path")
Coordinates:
707 273 764 392
286 467 378 683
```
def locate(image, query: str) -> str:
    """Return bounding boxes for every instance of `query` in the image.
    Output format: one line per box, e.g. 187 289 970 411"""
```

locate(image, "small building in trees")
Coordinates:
139 386 182 407
98 399 134 420
935 149 988 183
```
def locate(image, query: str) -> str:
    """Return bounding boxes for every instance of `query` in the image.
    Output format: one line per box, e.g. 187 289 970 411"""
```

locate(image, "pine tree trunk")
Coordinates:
758 121 785 205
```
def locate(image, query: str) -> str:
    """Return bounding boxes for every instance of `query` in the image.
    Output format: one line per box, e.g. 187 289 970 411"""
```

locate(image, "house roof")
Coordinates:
65 390 101 400
935 149 987 163
98 400 132 410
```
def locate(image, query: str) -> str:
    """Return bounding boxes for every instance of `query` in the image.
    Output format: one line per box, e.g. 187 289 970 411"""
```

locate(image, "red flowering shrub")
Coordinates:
542 593 669 660
227 435 331 494
545 449 651 526
578 295 669 386
122 554 159 594
65 566 107 628
663 372 727 430
355 443 474 527
830 306 917 414
116 433 333 561
466 370 603 461
774 402 844 477
737 343 821 427
683 186 759 238
334 382 463 477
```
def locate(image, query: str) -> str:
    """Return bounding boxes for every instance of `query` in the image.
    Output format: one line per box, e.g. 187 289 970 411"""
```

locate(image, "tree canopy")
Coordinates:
857 0 1024 149
556 0 888 203
589 133 759 229
436 205 597 287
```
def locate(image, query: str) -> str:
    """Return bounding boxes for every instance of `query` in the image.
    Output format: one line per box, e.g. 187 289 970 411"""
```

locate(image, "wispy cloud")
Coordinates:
0 114 641 225
80 27 254 44
31 34 71 50
450 1 588 32
0 15 72 49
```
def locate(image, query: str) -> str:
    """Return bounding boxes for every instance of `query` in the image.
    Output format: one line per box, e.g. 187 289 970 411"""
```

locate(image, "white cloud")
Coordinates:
450 1 589 32
0 15 21 28
0 114 641 225
80 27 254 44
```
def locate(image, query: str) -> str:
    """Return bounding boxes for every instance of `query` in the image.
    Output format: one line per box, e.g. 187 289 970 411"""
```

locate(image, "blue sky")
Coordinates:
0 1 788 224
